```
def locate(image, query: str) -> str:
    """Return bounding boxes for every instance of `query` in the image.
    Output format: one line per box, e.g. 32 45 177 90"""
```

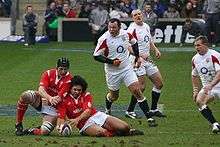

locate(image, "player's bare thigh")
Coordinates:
20 90 42 108
83 124 108 136
102 115 130 132
196 89 215 107
137 75 146 92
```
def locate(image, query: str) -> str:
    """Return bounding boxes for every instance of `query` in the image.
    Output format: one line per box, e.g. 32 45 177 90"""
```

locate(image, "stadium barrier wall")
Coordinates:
0 18 11 40
58 18 201 43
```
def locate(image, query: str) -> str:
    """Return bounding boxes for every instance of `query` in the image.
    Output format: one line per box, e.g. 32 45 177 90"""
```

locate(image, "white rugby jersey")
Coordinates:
192 49 220 87
93 29 137 74
127 22 152 56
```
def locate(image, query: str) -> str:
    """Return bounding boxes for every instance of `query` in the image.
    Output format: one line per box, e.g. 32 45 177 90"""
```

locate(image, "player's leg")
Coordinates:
105 72 121 114
126 75 146 119
195 89 219 133
103 115 130 136
148 70 166 117
23 110 57 135
83 125 114 137
15 90 42 136
105 90 119 114
124 69 157 127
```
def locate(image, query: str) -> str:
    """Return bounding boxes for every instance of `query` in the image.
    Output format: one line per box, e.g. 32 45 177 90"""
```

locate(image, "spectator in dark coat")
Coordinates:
180 18 206 46
23 5 38 46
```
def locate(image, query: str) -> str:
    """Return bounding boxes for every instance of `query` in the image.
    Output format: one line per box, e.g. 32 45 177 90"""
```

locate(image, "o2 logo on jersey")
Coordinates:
144 35 149 43
200 67 208 74
117 45 125 53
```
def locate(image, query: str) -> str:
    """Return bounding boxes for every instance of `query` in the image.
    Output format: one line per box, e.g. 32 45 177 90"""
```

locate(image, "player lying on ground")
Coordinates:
56 75 144 137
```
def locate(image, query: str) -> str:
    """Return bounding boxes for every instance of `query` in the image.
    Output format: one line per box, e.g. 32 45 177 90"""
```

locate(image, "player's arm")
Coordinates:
38 86 53 103
210 70 220 88
68 109 91 128
191 64 200 101
150 41 161 59
68 94 93 128
56 102 67 132
192 75 200 99
93 38 121 66
204 70 220 93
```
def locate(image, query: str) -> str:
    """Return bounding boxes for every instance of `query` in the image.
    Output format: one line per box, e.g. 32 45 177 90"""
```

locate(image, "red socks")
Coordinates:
16 100 28 124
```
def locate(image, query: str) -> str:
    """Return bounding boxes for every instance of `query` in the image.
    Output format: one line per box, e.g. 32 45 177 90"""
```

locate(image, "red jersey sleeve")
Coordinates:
82 92 93 110
57 100 67 119
58 75 72 98
39 70 49 87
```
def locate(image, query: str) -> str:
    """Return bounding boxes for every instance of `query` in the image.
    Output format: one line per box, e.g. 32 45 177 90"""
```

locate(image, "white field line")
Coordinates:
157 131 213 135
22 47 196 52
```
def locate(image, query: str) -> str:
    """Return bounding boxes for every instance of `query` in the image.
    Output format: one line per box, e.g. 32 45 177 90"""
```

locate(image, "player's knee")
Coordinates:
154 82 163 90
20 90 36 104
116 124 130 136
120 124 130 132
41 121 55 135
140 85 145 92
107 93 119 102
195 98 204 107
132 87 142 97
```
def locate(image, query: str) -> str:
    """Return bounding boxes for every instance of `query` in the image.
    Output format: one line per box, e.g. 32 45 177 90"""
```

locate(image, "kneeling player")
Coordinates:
57 75 144 137
15 57 72 135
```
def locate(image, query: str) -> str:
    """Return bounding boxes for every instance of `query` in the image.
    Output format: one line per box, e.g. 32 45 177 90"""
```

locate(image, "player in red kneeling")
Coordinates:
57 75 144 137
15 57 72 136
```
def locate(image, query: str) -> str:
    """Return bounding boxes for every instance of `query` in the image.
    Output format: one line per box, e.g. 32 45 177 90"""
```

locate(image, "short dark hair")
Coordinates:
71 75 88 92
108 18 121 28
194 35 209 45
57 57 70 69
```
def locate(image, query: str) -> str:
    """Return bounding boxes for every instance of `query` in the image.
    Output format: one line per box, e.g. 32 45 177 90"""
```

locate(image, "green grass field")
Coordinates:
1 42 220 146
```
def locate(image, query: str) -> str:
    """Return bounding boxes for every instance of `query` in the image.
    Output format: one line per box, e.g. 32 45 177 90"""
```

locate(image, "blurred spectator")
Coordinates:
78 2 94 18
63 2 77 18
44 2 58 40
0 2 6 17
88 2 109 45
0 0 11 17
169 0 183 13
180 2 198 18
151 0 167 18
180 18 206 46
203 0 220 46
142 2 158 35
120 0 137 16
23 5 38 46
109 4 128 19
163 4 180 18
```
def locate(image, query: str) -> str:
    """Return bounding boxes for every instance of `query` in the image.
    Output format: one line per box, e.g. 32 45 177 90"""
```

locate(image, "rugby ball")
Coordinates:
60 123 72 136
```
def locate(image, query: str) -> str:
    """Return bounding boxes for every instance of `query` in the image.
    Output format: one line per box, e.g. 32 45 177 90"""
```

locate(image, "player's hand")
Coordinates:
203 84 212 95
50 96 61 106
134 57 141 68
192 92 198 102
113 58 121 66
155 50 161 59
192 87 199 102
68 118 80 128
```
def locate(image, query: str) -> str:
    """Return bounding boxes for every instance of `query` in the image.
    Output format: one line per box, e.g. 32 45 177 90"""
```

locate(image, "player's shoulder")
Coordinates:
84 91 92 97
209 49 220 55
192 53 200 62
128 22 136 28
98 31 109 42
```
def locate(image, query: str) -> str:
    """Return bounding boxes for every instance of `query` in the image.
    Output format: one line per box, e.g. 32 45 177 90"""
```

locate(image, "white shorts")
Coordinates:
106 68 138 91
79 111 108 133
134 59 159 77
200 87 220 99
38 105 57 117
